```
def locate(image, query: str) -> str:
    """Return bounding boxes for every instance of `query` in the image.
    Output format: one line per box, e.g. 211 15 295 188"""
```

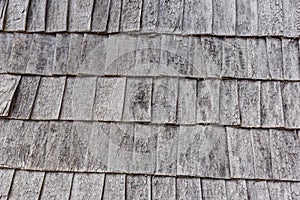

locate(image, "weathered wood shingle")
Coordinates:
121 0 142 31
176 178 202 200
282 82 300 128
126 175 151 199
236 0 258 36
4 0 30 31
152 176 176 200
102 174 125 200
0 0 8 30
91 0 110 32
26 0 46 32
0 169 14 200
282 38 300 80
201 179 226 200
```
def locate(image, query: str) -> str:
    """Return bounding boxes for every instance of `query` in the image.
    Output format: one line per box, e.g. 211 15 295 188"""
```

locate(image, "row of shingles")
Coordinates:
1 168 300 200
1 0 300 37
1 119 300 180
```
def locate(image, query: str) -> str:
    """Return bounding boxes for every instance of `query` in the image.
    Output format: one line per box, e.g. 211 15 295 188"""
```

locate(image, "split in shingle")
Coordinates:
247 181 270 199
26 0 46 32
176 177 202 200
266 38 284 80
53 33 70 75
282 38 300 80
225 180 248 200
0 169 14 199
91 0 110 32
152 176 176 200
102 174 126 200
107 0 122 33
236 0 258 36
121 0 142 31
0 33 12 73
141 0 159 32
201 179 226 200
0 0 8 30
126 175 151 200
4 0 30 31
282 82 300 128
46 0 68 32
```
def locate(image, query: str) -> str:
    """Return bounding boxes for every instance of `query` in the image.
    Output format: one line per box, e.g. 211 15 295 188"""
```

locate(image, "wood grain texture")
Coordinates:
183 0 212 34
70 173 105 199
187 36 205 77
270 129 300 180
236 0 258 36
0 0 8 30
123 78 152 122
266 38 284 80
121 0 142 31
152 176 176 200
9 76 40 119
226 180 248 200
31 77 65 120
177 78 197 124
91 0 110 32
227 127 255 178
0 169 14 200
4 0 30 31
158 0 183 33
68 0 94 31
282 82 300 128
46 0 68 32
176 177 202 200
67 34 84 74
53 34 70 74
196 80 220 123
156 125 178 175
201 179 226 200
102 174 126 200
141 0 159 32
291 182 300 200
247 181 270 200
268 182 292 200
260 81 284 127
283 0 300 37
26 0 46 32
40 172 73 200
0 33 12 73
219 80 240 125
107 0 121 33
212 0 236 35
238 80 261 127
152 78 178 123
9 170 44 200
126 175 151 200
282 38 300 80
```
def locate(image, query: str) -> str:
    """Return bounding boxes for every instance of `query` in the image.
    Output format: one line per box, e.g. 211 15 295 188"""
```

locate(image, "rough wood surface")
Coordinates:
183 0 212 34
0 0 8 30
247 181 270 200
67 34 84 74
282 38 300 80
53 34 69 74
0 33 12 73
266 38 284 80
40 172 73 200
107 0 121 33
187 36 205 77
201 179 226 200
212 0 236 35
260 81 284 127
282 82 300 128
10 76 40 119
0 169 14 200
152 176 176 200
31 77 65 120
156 125 178 175
0 75 20 117
158 0 183 33
283 0 300 37
236 0 258 36
91 0 110 32
267 181 292 200
226 180 248 200
102 174 125 200
126 175 151 200
123 78 152 122
291 182 300 200
176 177 202 200
227 127 255 178
70 173 105 199
141 0 158 32
68 0 93 31
152 78 178 123
4 0 30 31
121 0 142 31
177 79 196 124
46 0 68 32
26 0 46 32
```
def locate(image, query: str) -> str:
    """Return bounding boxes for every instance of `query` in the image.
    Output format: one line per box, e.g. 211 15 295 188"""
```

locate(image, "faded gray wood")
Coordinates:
107 0 121 33
267 182 292 200
46 0 68 32
201 179 226 200
183 0 212 34
91 0 110 32
123 78 152 122
222 38 248 78
156 125 178 175
227 127 255 178
79 34 107 75
247 181 270 200
93 77 126 121
238 80 261 127
85 122 110 171
291 182 300 200
126 175 151 200
0 0 8 30
26 34 56 75
0 75 20 117
251 129 273 179
0 33 12 73
31 77 65 120
10 76 40 119
176 178 202 200
247 38 270 79
152 78 178 123
102 174 125 200
4 0 30 31
258 0 284 35
108 123 134 172
132 124 158 173
71 173 105 199
187 36 205 77
282 39 300 80
53 34 69 74
68 0 94 31
236 0 258 36
270 129 300 180
40 172 73 200
26 0 46 32
212 0 236 35
9 170 44 200
177 79 196 124
282 82 300 128
152 176 176 200
226 180 248 200
8 33 32 73
219 80 240 125
141 0 159 32
283 0 300 37
177 126 229 177
266 38 283 80
261 81 284 127
67 34 84 74
60 77 96 120
158 0 183 33
0 169 14 200
196 80 220 123
121 0 142 31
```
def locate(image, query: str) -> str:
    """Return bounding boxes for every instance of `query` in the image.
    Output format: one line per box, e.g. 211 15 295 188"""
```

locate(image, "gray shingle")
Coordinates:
282 82 300 128
26 0 46 32
141 0 158 32
102 174 125 200
126 175 151 200
236 0 258 36
267 181 292 200
176 177 202 200
282 38 300 80
187 36 205 77
46 0 68 32
201 179 226 200
0 33 12 73
67 34 84 74
53 34 70 74
283 0 300 37
4 0 30 31
291 182 300 200
91 0 110 32
0 169 14 200
152 176 176 200
266 38 284 80
121 0 142 31
107 0 121 33
247 181 270 200
0 0 8 30
225 180 248 200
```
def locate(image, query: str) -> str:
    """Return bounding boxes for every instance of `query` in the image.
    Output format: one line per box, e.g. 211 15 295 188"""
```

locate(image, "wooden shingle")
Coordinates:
282 82 300 128
126 175 151 200
46 0 68 32
201 179 226 200
102 174 126 200
152 176 176 200
121 0 142 31
0 169 14 199
4 0 30 31
236 0 258 36
176 178 202 200
91 0 110 32
26 0 46 32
